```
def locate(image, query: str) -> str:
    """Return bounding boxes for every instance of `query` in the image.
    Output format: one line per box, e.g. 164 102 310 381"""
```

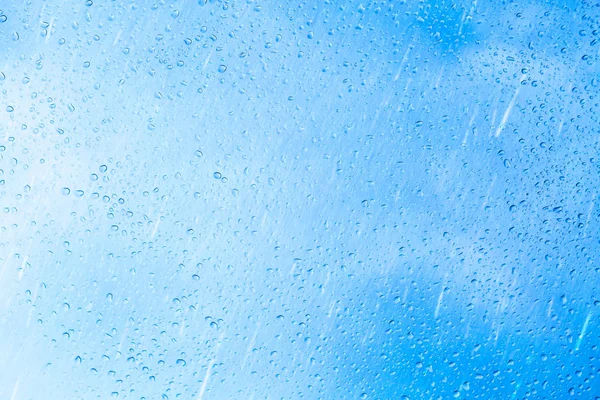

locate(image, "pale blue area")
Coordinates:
0 0 599 399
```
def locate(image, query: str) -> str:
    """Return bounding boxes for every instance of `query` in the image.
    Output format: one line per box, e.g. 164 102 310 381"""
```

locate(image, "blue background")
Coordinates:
0 0 599 399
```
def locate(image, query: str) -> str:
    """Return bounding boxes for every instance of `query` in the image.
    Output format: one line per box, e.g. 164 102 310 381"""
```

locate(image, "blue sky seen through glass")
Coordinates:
0 0 599 399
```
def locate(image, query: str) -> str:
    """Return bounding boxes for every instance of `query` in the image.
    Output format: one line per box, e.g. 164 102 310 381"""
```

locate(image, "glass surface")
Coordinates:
1 0 599 399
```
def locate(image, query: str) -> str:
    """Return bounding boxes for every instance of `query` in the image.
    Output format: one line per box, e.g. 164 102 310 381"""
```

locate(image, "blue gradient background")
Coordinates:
0 0 599 399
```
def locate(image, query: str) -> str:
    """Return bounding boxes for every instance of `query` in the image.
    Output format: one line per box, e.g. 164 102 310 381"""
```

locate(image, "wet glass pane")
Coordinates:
1 0 599 399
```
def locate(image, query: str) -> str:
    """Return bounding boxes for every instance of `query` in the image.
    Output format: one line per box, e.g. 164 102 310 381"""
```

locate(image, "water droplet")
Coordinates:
62 187 71 196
